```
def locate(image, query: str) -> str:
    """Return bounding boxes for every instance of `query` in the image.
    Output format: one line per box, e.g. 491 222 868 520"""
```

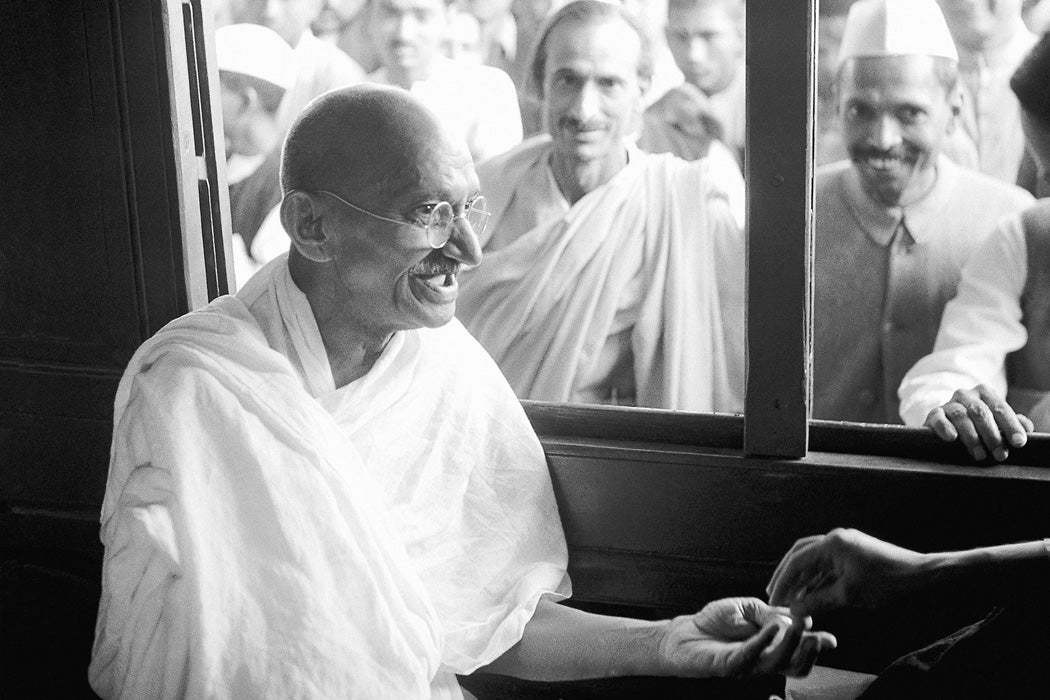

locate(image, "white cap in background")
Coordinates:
837 0 958 66
215 23 296 91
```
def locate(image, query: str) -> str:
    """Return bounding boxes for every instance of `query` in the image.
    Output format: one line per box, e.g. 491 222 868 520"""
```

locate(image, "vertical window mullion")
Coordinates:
743 0 816 458
160 0 232 308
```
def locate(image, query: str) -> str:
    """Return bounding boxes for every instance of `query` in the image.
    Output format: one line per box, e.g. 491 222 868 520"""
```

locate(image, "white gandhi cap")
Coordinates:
214 23 296 91
837 0 958 66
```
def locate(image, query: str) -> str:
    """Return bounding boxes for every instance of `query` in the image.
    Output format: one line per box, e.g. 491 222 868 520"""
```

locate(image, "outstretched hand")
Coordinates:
766 528 926 616
658 597 836 678
924 385 1033 462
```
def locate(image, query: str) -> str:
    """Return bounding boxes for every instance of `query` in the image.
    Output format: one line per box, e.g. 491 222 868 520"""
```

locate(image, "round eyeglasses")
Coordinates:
312 189 489 249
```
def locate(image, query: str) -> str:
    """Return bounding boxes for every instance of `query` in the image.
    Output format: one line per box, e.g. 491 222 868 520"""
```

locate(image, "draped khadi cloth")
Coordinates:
458 136 744 412
90 257 569 699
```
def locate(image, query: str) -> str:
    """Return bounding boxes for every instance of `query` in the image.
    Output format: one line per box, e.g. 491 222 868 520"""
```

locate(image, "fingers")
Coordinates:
978 386 1027 456
768 540 829 607
766 535 824 599
935 391 999 461
787 631 838 677
726 618 788 677
928 388 1029 462
754 616 806 676
1018 413 1035 434
924 406 958 442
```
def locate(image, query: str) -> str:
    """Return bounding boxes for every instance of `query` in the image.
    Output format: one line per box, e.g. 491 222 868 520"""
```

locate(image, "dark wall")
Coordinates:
0 1 190 696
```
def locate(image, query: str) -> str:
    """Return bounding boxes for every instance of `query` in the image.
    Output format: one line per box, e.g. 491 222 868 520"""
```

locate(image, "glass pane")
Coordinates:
812 0 1041 440
216 0 749 416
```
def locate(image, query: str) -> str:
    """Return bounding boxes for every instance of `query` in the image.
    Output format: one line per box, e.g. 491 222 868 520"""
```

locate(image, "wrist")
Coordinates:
641 618 676 677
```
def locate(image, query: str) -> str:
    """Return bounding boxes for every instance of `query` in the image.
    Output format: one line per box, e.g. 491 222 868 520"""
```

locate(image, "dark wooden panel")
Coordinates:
0 416 111 507
543 437 1050 671
0 0 144 369
744 0 816 457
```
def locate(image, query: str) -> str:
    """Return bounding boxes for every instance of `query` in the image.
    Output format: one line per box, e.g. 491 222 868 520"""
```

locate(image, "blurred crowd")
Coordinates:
210 0 1050 456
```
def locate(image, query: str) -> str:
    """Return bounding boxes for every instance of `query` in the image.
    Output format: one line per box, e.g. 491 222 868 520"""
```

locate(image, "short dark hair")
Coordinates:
526 0 654 100
1011 32 1050 129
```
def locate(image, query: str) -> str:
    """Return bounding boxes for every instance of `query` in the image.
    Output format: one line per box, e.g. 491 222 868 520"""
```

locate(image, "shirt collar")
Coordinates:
841 155 961 247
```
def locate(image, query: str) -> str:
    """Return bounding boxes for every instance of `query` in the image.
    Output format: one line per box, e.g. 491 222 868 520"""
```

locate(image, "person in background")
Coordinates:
511 0 566 135
227 0 365 274
899 32 1050 461
938 0 1037 183
458 0 517 73
457 0 746 411
317 0 384 73
258 0 366 129
216 24 295 186
641 0 745 164
89 83 835 699
768 528 1050 697
816 0 855 166
214 23 296 287
445 4 484 63
367 0 523 164
812 0 1033 424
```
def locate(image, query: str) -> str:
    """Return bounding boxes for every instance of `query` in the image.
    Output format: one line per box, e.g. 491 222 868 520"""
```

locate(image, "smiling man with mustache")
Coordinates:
457 0 747 412
812 0 1033 424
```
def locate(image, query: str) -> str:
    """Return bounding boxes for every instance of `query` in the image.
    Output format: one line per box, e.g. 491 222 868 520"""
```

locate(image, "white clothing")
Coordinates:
458 136 745 412
276 30 365 131
956 19 1038 183
370 56 523 164
898 214 1029 426
90 257 569 699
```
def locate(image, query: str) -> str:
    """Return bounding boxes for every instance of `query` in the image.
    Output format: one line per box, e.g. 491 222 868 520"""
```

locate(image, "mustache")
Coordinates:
850 146 910 161
409 253 460 277
559 117 606 131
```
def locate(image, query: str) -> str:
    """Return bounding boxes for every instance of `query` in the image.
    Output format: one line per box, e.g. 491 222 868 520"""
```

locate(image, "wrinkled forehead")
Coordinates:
378 132 479 205
544 16 643 74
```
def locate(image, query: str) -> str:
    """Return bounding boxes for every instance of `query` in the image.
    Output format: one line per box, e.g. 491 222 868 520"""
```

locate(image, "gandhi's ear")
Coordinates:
281 190 331 263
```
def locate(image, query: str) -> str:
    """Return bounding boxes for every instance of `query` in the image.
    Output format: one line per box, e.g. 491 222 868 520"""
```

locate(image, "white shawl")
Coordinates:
90 258 569 699
459 136 745 412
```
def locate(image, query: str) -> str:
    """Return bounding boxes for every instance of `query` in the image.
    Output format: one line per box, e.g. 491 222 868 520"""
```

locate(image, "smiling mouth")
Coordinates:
417 273 456 289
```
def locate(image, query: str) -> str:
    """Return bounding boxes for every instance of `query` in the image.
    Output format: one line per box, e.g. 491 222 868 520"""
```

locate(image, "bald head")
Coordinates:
281 84 452 202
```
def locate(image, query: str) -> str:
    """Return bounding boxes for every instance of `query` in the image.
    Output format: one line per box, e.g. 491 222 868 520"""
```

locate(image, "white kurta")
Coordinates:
90 257 569 699
457 135 745 412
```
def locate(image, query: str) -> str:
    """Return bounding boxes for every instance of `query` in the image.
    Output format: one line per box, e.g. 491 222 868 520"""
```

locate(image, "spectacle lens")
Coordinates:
425 196 489 248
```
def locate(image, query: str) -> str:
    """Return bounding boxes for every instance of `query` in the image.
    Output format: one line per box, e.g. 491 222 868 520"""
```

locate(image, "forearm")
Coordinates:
481 598 668 681
917 540 1050 603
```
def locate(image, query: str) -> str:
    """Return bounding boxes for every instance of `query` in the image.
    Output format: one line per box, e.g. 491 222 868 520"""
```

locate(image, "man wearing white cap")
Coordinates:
215 24 297 286
216 24 295 184
812 0 1033 424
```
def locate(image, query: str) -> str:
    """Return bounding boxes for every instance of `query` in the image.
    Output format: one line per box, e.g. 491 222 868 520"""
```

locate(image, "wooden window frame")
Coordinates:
182 0 1050 468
